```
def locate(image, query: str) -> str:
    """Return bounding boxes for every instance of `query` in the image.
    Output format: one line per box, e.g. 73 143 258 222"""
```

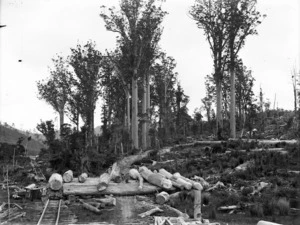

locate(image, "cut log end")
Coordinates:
49 173 63 191
63 170 73 183
78 173 88 183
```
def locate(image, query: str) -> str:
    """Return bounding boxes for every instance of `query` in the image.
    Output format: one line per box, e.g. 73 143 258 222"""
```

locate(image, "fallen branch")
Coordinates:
79 199 101 213
0 212 26 224
138 207 163 218
207 181 225 192
93 197 116 207
165 205 189 219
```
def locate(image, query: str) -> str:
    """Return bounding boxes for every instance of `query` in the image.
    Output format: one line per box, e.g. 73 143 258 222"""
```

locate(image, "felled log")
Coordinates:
24 183 36 190
49 173 63 191
192 176 210 190
109 163 121 183
79 199 101 213
235 161 254 172
171 174 192 190
156 191 170 205
0 207 18 219
0 202 6 212
98 173 111 191
165 205 189 219
129 169 143 190
96 149 156 192
78 173 88 183
256 220 283 225
158 169 185 189
63 170 73 183
207 181 225 192
94 197 116 207
138 207 163 218
1 212 26 224
173 173 202 191
139 166 172 190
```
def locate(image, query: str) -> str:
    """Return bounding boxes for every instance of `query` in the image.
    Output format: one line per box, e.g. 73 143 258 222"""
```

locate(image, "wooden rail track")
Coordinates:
37 199 62 225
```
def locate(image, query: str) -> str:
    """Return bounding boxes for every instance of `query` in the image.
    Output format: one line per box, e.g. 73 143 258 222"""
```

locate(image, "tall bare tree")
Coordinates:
224 0 264 138
190 0 230 139
100 0 166 149
37 54 71 132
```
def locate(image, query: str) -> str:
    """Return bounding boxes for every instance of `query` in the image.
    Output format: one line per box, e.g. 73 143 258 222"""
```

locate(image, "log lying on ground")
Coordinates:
139 166 172 190
64 178 161 196
158 169 182 189
156 191 170 204
79 199 101 213
173 173 202 191
63 170 73 183
192 176 210 190
78 173 88 183
129 168 143 190
97 149 155 192
94 197 116 207
234 161 254 172
49 173 63 191
98 173 111 191
165 205 189 219
138 207 163 218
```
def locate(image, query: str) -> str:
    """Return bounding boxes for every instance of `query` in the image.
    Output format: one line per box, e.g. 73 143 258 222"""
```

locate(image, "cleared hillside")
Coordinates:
0 124 45 156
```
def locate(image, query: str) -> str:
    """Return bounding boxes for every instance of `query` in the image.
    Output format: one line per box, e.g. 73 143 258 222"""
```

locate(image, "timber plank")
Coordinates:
63 178 161 196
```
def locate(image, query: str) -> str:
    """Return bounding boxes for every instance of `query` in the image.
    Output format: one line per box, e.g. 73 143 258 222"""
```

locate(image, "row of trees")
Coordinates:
190 0 265 138
37 0 194 165
37 0 281 173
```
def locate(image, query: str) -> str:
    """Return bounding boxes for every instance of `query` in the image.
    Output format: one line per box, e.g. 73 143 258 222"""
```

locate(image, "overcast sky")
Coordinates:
0 0 299 131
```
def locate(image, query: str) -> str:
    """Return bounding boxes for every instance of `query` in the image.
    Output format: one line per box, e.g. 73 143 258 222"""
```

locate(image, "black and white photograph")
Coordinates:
0 0 299 224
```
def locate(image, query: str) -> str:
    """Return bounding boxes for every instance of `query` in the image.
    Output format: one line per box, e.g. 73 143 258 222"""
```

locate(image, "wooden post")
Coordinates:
194 189 201 219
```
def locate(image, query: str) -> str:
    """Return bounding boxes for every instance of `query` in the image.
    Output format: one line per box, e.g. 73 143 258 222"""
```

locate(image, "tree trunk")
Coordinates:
146 75 151 148
142 75 147 150
132 77 139 149
230 63 236 138
59 109 64 132
216 80 223 139
126 86 131 131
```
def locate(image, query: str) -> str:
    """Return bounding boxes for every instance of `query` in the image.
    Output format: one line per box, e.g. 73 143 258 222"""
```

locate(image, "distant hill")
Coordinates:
0 124 46 156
